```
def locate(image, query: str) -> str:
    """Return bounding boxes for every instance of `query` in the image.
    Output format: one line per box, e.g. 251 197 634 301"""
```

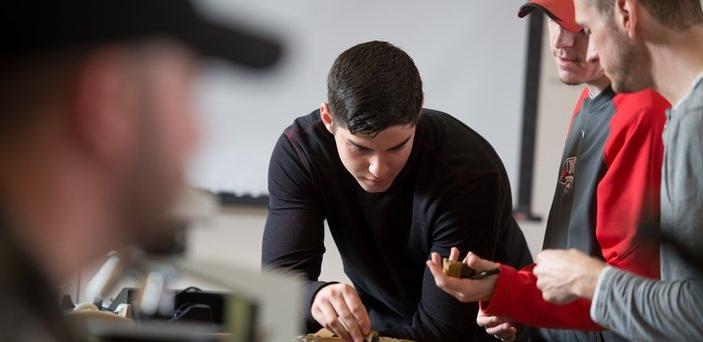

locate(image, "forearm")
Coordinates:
263 223 330 332
263 195 328 332
482 265 602 330
591 267 703 341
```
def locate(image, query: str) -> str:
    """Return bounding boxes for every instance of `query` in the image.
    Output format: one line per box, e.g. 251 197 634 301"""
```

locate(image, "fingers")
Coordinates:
535 249 555 265
331 320 354 341
476 311 500 328
311 284 371 342
541 292 578 305
533 262 543 276
465 252 499 272
330 298 364 341
431 251 442 265
314 300 354 341
427 253 447 282
426 259 474 302
486 322 517 339
449 247 460 261
427 253 442 273
477 311 517 341
426 255 451 286
341 287 371 334
428 251 498 302
310 284 371 342
426 259 451 287
535 249 569 264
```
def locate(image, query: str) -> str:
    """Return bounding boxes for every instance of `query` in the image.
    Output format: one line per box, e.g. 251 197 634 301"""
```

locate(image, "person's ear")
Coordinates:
615 0 637 39
320 102 335 134
70 47 136 167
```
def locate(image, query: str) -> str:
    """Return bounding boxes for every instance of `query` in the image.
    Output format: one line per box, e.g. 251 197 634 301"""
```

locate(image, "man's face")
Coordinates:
330 122 415 193
547 17 605 85
574 0 653 92
118 43 200 242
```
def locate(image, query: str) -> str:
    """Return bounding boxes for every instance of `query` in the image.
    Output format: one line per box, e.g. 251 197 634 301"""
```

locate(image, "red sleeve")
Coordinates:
596 89 669 279
480 264 602 330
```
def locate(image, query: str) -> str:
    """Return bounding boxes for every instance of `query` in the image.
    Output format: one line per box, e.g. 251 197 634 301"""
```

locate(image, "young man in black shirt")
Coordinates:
262 41 532 341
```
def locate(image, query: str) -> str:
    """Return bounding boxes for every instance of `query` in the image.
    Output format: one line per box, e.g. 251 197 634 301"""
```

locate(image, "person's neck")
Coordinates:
0 139 114 285
649 25 703 106
586 75 611 98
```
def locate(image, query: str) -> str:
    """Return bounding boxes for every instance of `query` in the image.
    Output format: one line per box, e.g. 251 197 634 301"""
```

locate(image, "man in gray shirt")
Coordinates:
530 0 703 340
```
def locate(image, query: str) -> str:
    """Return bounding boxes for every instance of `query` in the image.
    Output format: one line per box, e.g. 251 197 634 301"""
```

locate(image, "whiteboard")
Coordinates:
189 0 529 199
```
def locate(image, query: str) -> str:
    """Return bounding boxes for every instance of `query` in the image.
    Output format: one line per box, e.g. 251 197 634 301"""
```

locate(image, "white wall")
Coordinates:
188 0 529 200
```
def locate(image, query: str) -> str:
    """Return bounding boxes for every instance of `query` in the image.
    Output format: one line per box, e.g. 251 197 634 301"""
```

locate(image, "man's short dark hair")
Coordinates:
591 0 703 30
327 41 423 135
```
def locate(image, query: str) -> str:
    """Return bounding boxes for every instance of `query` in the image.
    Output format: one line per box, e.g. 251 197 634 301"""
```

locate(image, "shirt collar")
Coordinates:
673 72 703 110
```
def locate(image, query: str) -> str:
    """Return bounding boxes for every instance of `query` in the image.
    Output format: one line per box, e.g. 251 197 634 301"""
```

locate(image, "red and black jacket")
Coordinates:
481 87 670 340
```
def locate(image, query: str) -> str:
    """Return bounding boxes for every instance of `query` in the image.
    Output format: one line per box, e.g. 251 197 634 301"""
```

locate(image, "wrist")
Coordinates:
311 281 339 304
482 276 498 301
574 261 605 300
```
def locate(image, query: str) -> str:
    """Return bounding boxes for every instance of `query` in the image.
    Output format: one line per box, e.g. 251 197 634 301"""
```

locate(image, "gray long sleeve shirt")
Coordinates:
590 74 703 341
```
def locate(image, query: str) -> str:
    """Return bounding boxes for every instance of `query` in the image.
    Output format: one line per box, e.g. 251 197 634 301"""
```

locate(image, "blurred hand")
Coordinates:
311 283 371 342
476 310 518 342
426 247 499 302
534 249 606 304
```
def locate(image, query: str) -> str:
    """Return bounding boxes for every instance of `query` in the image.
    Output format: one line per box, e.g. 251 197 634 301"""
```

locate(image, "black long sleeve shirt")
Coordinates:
262 109 532 341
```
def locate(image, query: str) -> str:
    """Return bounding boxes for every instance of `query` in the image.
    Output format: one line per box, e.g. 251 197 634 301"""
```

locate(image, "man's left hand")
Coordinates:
426 247 499 303
534 249 606 304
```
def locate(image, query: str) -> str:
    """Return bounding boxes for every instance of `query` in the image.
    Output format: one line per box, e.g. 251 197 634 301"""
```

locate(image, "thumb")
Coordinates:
465 252 499 272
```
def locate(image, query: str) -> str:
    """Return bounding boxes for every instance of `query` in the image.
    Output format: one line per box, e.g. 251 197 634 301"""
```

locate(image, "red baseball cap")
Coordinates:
518 0 582 33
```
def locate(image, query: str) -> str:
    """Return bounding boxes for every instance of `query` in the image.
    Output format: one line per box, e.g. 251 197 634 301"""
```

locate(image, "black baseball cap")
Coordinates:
2 0 282 69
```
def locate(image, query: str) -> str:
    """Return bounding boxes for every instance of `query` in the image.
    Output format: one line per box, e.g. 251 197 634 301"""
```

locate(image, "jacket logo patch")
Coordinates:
559 156 577 193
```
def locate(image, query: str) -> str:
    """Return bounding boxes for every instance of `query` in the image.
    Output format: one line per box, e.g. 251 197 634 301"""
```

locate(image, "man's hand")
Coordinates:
426 247 499 302
311 283 371 342
534 249 606 304
476 310 518 342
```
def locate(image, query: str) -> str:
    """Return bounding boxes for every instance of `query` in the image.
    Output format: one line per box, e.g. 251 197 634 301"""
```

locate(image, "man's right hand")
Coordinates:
311 283 372 342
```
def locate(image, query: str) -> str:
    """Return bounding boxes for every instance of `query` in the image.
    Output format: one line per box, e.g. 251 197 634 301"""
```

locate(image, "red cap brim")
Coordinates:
518 0 582 33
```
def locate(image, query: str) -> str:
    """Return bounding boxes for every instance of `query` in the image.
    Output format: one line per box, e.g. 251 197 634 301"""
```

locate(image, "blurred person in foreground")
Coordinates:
528 0 703 340
428 0 669 341
0 1 280 340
